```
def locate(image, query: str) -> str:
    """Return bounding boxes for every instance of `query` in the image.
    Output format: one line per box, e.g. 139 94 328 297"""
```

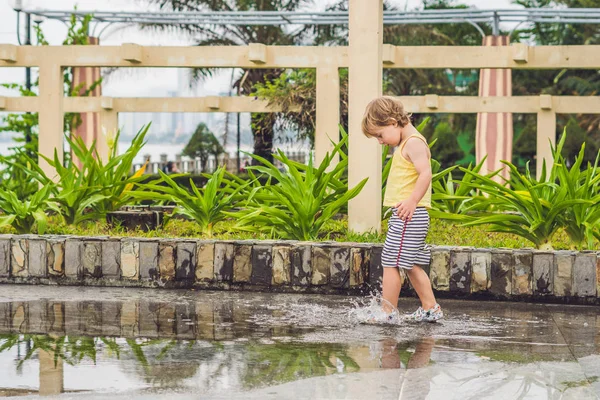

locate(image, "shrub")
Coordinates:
230 128 367 240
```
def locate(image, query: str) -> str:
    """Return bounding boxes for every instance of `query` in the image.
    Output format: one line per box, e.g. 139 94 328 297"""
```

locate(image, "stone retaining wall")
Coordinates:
0 234 599 304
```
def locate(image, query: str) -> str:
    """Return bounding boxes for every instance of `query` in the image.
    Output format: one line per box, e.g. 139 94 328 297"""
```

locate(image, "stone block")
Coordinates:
450 248 471 293
490 249 513 297
11 303 27 333
175 303 196 339
350 246 370 287
0 237 11 277
369 246 383 291
82 241 102 278
196 241 215 282
102 302 122 336
597 254 600 299
272 245 291 285
214 242 234 281
120 301 139 337
176 241 196 282
65 239 83 279
430 246 451 291
106 210 164 231
159 241 176 282
195 301 215 340
533 252 554 295
28 300 47 334
554 251 574 297
157 304 176 337
46 238 65 277
330 245 350 288
48 303 65 335
251 244 272 285
64 302 81 336
139 240 159 281
139 300 160 338
102 239 121 279
291 243 311 286
573 252 596 297
471 250 491 293
233 242 252 283
0 302 10 333
11 237 28 277
512 250 533 296
121 240 140 280
311 245 330 286
28 239 46 277
81 302 103 337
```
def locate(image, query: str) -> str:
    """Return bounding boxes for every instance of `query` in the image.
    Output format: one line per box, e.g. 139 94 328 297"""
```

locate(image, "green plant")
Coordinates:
231 127 367 240
130 166 246 237
551 134 600 249
0 183 57 234
12 146 107 225
86 124 150 215
429 157 492 217
458 132 594 250
8 125 150 225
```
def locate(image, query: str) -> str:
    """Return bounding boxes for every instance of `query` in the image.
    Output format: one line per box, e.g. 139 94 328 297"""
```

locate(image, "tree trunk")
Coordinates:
251 113 274 165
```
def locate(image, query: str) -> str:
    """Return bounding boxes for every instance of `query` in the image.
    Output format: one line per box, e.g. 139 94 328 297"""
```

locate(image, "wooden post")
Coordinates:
39 349 64 395
99 109 118 163
38 61 64 181
315 66 340 168
348 0 383 234
536 110 556 178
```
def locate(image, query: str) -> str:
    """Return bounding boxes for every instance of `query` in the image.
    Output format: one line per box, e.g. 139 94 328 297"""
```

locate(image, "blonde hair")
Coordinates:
361 96 411 137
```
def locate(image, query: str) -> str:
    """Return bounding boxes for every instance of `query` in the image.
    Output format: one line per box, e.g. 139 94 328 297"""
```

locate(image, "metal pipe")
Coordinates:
15 8 600 27
25 12 32 148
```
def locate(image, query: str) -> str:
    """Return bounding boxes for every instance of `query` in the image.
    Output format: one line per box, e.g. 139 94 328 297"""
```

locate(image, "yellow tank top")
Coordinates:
383 134 432 208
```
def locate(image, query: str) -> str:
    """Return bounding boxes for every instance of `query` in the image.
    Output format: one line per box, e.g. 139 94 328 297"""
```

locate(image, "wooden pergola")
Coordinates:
3 1 600 233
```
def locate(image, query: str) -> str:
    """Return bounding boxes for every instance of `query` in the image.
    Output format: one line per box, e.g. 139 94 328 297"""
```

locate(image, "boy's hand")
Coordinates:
395 199 417 221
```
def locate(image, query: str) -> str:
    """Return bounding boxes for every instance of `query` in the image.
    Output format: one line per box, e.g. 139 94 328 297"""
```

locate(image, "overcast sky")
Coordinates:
0 0 522 98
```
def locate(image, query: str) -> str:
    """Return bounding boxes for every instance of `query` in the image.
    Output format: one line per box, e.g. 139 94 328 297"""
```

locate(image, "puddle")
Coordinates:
0 286 598 399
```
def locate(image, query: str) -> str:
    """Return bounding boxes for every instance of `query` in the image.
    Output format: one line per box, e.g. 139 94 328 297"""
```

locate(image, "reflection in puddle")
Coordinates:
0 289 598 399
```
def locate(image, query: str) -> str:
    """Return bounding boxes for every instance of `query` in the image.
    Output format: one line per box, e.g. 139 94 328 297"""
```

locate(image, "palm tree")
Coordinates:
143 0 319 164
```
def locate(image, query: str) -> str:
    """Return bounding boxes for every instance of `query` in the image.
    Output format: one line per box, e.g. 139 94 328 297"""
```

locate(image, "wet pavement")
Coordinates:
0 285 598 399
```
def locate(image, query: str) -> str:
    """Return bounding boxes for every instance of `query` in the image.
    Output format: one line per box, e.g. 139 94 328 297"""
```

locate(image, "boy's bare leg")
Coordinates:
382 268 402 313
405 266 437 310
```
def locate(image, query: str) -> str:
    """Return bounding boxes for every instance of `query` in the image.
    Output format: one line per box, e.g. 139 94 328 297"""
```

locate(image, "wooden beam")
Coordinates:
0 44 17 63
248 43 267 64
315 67 340 168
537 110 556 178
348 0 383 234
6 94 600 114
3 44 600 69
121 43 143 63
0 45 348 68
388 45 600 69
62 96 287 113
38 62 64 181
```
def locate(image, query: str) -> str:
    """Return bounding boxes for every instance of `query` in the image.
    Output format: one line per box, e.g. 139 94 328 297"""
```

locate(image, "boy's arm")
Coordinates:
395 139 432 221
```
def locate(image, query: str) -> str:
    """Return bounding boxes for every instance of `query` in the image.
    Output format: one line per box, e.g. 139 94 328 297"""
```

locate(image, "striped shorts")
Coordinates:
381 207 431 270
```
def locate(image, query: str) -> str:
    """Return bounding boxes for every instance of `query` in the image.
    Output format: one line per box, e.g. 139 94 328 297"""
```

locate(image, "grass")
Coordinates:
0 214 589 250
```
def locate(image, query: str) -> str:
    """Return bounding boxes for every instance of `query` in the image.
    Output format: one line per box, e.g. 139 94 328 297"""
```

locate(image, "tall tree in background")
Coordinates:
183 122 225 171
143 0 319 164
256 0 489 168
511 0 600 167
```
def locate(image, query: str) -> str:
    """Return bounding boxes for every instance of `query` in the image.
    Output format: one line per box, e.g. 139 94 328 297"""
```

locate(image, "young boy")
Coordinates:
362 96 443 323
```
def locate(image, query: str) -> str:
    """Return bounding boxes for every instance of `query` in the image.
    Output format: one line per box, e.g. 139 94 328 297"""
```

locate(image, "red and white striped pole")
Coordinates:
70 37 103 160
475 35 513 180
